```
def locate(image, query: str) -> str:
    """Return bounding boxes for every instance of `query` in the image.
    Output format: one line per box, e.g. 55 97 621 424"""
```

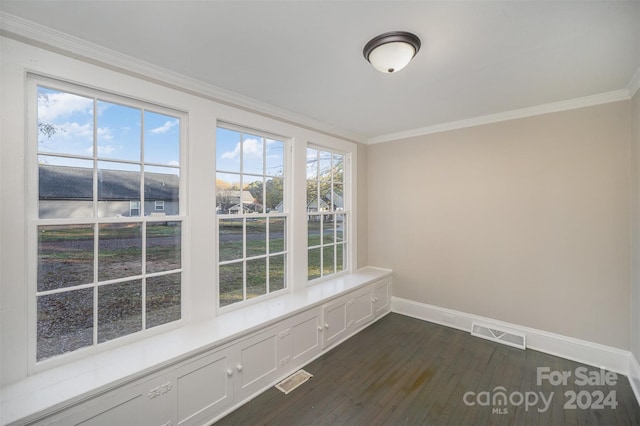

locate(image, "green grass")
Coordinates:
307 243 346 280
39 223 180 242
39 225 93 242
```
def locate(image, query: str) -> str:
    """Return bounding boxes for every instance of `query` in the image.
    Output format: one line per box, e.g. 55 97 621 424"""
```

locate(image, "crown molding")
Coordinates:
1 11 636 147
0 12 366 144
367 89 632 145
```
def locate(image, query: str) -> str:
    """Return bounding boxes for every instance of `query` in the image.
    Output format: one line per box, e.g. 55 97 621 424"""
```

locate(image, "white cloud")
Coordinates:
166 160 180 167
243 138 262 156
98 145 116 155
221 138 262 160
150 119 178 135
97 127 114 141
38 91 93 123
221 142 241 160
60 121 93 141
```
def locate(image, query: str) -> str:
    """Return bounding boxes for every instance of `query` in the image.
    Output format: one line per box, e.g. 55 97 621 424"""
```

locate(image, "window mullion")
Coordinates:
92 97 99 349
140 110 146 331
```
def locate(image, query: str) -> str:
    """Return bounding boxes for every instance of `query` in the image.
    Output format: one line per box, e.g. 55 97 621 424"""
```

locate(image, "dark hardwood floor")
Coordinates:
216 313 640 425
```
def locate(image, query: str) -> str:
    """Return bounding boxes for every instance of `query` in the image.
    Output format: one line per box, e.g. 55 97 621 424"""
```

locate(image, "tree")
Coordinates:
265 178 283 211
37 92 64 147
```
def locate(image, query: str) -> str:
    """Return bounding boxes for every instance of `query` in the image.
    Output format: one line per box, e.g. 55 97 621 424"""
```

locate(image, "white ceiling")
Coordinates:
1 1 639 143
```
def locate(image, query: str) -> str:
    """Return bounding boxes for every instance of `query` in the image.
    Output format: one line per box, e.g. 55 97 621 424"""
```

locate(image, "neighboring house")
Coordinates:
217 190 256 214
38 164 179 218
306 190 344 214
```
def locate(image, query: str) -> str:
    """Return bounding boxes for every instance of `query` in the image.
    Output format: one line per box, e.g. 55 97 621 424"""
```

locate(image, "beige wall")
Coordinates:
632 90 640 359
368 101 632 349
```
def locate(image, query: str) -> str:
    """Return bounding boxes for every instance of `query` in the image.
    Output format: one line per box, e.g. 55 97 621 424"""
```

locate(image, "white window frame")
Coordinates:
26 75 189 372
154 200 165 211
215 122 290 311
306 144 350 283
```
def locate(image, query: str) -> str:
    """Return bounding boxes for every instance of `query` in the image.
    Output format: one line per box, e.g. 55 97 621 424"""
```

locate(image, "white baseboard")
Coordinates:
391 297 631 375
630 354 640 407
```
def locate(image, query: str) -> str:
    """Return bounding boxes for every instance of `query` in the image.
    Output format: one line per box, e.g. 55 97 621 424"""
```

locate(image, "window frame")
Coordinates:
130 200 141 216
306 144 350 284
26 75 189 372
215 122 290 311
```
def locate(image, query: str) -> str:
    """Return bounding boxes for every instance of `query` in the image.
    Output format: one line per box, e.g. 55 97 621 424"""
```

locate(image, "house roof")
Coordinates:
307 191 344 211
39 164 179 201
225 190 256 204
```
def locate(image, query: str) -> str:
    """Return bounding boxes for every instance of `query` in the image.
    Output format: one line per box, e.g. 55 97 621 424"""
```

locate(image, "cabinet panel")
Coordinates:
373 278 391 317
322 297 348 348
40 379 150 426
236 328 279 399
174 348 234 426
291 307 322 365
349 288 374 329
77 395 143 426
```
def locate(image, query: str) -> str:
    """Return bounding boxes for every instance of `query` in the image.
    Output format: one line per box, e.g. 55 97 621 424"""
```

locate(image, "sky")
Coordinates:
215 126 285 182
37 86 180 172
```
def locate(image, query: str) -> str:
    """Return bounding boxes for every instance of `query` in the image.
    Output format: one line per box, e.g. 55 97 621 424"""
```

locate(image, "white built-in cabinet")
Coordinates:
21 275 392 426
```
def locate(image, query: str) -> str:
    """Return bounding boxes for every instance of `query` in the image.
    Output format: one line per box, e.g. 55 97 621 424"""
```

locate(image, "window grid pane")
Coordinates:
216 125 288 308
35 84 183 361
307 147 348 282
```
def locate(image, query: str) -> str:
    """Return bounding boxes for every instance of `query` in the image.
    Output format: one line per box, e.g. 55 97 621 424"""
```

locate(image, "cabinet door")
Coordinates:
349 287 374 330
173 347 234 426
373 277 391 317
234 326 280 401
322 297 348 348
290 307 322 366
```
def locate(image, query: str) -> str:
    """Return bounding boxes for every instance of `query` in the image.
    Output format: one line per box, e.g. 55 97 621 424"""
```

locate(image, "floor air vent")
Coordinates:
275 369 313 394
471 322 526 350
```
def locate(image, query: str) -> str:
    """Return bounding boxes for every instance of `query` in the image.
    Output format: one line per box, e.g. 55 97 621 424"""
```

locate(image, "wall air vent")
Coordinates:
471 322 526 350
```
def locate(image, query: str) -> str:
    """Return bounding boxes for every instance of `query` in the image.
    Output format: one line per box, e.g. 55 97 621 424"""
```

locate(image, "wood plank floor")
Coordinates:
215 313 640 425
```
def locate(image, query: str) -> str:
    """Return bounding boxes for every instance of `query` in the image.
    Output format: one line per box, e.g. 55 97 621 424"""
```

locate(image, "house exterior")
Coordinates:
38 164 179 218
216 190 256 214
306 190 344 214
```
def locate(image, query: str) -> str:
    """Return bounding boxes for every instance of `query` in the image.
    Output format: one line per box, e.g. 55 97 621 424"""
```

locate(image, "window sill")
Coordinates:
1 266 392 426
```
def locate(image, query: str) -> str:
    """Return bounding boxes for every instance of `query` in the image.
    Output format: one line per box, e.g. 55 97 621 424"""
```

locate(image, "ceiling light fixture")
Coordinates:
363 31 421 74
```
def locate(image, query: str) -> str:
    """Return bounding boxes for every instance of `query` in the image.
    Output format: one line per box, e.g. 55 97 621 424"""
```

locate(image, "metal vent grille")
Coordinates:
471 322 526 350
275 369 313 394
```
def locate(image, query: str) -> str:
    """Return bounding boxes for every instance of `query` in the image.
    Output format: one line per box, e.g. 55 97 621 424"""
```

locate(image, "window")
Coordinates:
155 201 165 211
216 124 287 307
34 80 184 362
130 200 141 216
306 146 348 280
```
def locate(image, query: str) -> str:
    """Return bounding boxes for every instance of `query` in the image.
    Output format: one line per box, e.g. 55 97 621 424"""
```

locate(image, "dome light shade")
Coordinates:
363 31 421 74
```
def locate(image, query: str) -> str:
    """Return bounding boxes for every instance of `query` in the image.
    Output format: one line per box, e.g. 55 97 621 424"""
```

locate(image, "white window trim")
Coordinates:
26 74 190 374
154 200 165 211
306 144 351 284
215 121 292 313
